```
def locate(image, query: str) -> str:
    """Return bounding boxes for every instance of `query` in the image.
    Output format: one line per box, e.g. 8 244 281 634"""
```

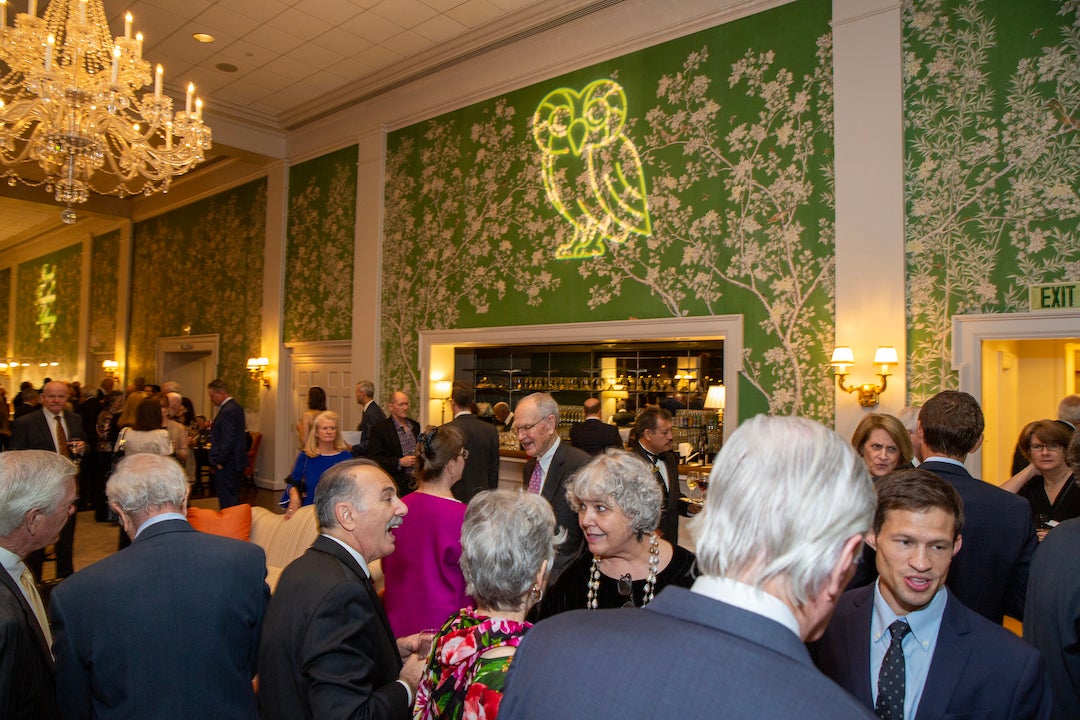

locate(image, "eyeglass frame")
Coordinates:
512 414 554 436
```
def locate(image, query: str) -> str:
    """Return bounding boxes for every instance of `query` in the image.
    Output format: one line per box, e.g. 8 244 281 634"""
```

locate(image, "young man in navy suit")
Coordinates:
812 469 1050 720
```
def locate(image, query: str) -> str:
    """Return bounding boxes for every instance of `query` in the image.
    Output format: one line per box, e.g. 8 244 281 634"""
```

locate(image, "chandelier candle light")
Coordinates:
0 0 211 222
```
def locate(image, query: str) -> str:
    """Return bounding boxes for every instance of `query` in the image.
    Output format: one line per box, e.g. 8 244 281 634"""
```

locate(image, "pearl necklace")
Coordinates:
587 532 660 609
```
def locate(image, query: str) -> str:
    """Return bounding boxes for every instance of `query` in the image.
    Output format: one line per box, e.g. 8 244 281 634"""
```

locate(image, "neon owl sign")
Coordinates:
532 79 651 259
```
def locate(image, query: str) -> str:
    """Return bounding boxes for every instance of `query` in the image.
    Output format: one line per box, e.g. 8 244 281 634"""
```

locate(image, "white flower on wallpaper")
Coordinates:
904 0 1080 403
284 158 356 343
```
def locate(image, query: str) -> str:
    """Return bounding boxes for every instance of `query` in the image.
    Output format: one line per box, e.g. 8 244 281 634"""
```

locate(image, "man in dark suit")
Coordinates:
208 378 247 509
568 397 623 456
1025 515 1080 720
812 469 1050 720
447 381 500 502
917 390 1036 624
500 415 877 720
257 459 425 719
0 451 77 720
354 380 386 456
368 391 421 497
627 405 687 544
516 393 590 585
49 453 268 720
11 380 85 579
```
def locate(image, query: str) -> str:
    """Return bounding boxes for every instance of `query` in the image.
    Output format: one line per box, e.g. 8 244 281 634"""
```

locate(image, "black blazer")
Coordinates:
921 460 1037 623
48 519 268 720
368 417 421 493
0 569 57 720
568 418 624 457
522 441 590 584
356 402 387 455
448 413 500 502
257 536 408 720
209 398 247 474
812 585 1050 720
1024 516 1080 720
628 443 685 545
11 408 84 452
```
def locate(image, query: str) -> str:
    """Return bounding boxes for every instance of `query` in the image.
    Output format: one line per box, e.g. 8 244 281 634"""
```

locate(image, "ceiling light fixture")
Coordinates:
191 32 215 43
0 0 212 222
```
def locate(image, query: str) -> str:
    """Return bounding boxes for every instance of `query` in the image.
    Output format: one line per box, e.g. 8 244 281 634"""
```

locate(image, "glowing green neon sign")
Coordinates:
532 79 651 259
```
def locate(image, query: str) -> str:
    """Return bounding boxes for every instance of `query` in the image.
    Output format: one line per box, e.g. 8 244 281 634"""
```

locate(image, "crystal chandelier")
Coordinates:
0 0 211 222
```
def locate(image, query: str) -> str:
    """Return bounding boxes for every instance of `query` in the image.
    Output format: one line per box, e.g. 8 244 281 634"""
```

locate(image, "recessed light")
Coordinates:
192 33 216 43
216 63 238 73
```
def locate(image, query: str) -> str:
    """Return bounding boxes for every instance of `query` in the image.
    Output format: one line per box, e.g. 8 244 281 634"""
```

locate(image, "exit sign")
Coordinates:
1030 282 1080 310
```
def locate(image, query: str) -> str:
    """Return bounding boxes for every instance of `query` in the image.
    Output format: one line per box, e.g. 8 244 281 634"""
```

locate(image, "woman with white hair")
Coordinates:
534 448 696 618
413 489 562 720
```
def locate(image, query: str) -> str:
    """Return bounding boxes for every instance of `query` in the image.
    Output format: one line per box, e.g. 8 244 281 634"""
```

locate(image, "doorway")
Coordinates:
155 334 219 419
953 310 1080 484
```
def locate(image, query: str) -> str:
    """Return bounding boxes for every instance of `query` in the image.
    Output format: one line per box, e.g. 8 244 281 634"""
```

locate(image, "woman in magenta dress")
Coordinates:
382 425 471 637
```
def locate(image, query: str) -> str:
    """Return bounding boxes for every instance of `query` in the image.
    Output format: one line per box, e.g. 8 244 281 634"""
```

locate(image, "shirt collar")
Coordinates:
321 533 371 578
871 579 947 652
135 512 187 539
0 545 26 581
538 436 561 473
922 456 965 468
690 575 801 638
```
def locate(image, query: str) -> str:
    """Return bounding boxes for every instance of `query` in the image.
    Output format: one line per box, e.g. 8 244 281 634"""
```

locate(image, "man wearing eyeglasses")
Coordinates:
515 392 589 585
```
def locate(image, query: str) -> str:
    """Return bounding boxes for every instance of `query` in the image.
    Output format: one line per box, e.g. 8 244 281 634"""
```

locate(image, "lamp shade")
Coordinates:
434 380 453 398
830 346 855 365
873 346 899 365
704 384 726 410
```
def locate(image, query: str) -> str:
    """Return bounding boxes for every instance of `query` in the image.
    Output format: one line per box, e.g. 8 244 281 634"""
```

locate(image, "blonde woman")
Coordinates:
283 410 352 519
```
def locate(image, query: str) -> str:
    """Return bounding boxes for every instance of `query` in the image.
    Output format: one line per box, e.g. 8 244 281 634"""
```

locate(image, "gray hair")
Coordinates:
106 454 188 516
519 392 559 424
1059 394 1080 425
0 451 77 537
566 449 662 537
162 381 181 394
689 415 874 606
897 405 921 434
314 458 382 531
460 490 565 611
356 380 375 399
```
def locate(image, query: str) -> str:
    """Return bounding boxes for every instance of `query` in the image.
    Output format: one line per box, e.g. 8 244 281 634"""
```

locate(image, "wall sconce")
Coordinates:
246 357 271 390
830 346 898 407
102 359 119 379
434 380 453 423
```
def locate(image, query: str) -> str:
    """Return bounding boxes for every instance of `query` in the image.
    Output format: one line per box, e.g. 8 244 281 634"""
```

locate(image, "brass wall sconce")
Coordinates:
246 357 270 390
829 346 898 407
102 359 119 379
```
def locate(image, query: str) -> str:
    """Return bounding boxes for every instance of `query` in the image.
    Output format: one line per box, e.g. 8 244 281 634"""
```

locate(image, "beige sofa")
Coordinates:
249 505 383 593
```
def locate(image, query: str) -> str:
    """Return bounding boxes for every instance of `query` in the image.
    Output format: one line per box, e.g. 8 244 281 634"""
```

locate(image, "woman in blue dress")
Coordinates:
283 410 352 519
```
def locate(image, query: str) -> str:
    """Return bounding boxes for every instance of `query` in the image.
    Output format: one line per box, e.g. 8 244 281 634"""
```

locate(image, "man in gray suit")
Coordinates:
501 415 877 719
517 393 589 584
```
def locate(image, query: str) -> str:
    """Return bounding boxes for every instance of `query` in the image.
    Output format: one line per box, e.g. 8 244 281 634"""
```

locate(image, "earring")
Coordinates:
530 584 543 603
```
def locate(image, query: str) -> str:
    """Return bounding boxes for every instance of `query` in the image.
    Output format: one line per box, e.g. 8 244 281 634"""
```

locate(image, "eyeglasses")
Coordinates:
513 416 551 436
617 574 635 608
1030 443 1063 453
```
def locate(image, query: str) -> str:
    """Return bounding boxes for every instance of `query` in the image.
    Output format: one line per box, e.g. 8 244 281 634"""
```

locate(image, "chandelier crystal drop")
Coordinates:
0 0 211 218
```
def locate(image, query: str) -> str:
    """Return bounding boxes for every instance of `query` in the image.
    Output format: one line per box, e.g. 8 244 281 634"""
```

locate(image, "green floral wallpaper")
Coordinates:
382 0 835 421
129 179 267 409
283 145 358 343
0 267 9 358
905 0 1080 402
89 230 120 353
15 242 82 369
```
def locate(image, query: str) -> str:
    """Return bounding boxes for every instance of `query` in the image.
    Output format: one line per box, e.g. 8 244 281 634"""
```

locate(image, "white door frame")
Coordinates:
953 309 1080 478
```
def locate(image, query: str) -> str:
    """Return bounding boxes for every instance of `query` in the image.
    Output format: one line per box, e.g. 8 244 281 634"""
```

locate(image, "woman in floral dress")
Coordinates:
414 490 563 720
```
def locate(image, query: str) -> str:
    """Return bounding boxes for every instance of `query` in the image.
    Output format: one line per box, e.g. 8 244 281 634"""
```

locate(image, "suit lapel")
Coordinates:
541 445 563 502
915 592 971 720
0 568 54 666
312 536 397 646
843 587 875 706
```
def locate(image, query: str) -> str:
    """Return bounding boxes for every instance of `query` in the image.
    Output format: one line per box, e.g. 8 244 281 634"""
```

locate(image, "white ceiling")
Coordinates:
0 0 620 247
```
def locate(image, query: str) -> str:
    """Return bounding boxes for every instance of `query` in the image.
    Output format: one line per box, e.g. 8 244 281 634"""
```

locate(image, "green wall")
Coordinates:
904 0 1080 402
129 179 267 408
0 267 10 359
382 0 836 421
89 230 120 353
283 145 358 343
15 243 82 370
